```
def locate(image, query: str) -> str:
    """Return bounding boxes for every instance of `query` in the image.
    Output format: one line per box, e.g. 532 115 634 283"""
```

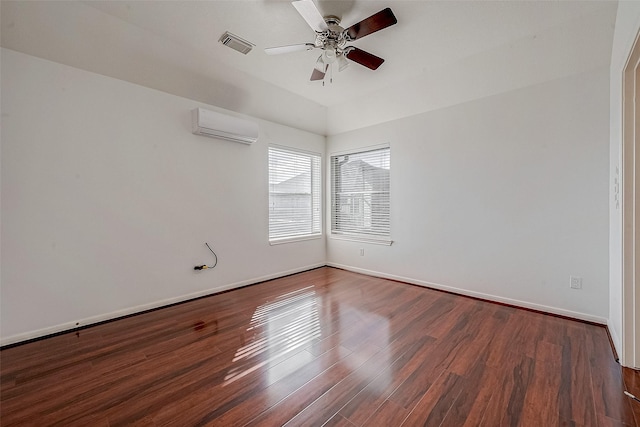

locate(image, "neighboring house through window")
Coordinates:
268 146 321 243
331 146 391 244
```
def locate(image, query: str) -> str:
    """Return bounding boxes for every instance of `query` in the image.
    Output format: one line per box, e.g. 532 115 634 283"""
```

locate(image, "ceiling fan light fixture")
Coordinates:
314 55 326 72
337 54 349 71
322 49 337 64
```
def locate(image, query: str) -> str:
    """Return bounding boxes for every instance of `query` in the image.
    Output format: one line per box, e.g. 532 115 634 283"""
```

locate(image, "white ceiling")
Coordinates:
0 0 617 134
82 0 611 106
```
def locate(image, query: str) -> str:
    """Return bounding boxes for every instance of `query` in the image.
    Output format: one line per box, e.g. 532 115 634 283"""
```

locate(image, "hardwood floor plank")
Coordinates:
165 346 359 426
598 414 637 427
566 325 598 425
483 309 525 369
623 367 640 425
445 303 498 376
322 413 357 427
521 354 562 426
475 352 535 426
337 335 436 426
400 370 463 426
204 346 354 427
108 335 321 425
278 334 423 427
458 363 501 426
244 344 381 427
386 301 489 411
441 357 494 426
360 399 410 426
586 326 636 425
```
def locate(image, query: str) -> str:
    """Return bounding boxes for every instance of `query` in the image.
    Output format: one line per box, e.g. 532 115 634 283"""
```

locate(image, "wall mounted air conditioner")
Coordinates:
191 108 258 145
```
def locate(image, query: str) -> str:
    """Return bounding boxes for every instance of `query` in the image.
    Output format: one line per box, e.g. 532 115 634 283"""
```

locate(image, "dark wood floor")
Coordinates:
1 267 638 426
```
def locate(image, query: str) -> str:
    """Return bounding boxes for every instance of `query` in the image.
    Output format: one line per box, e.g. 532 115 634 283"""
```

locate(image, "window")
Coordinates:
331 146 391 244
269 146 321 243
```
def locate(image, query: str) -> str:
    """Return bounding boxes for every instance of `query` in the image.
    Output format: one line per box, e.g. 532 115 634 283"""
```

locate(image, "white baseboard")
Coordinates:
0 263 325 347
327 262 609 325
607 318 622 361
2 262 609 347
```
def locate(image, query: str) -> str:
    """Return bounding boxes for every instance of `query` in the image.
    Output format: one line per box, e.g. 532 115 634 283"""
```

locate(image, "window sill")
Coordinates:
329 234 393 246
269 234 323 246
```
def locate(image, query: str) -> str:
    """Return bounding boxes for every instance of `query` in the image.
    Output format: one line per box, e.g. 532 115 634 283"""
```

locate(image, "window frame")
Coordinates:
330 144 392 246
268 145 322 245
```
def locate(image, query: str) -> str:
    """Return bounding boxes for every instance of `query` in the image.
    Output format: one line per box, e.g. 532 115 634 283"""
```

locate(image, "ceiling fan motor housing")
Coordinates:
315 15 348 58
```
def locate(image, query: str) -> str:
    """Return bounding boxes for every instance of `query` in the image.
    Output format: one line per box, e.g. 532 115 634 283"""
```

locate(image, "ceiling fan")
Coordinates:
265 0 397 82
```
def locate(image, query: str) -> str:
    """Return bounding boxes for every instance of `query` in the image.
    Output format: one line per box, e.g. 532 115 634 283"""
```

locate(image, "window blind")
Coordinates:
269 146 321 242
331 146 390 242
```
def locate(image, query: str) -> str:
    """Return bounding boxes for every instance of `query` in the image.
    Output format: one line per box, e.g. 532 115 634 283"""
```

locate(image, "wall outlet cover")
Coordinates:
570 276 582 289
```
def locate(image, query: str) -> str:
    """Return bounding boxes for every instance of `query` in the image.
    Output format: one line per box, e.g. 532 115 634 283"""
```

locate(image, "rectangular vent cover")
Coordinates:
219 31 254 54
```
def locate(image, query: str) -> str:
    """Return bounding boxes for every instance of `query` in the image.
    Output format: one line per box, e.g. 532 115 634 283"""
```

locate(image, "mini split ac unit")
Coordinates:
192 108 258 145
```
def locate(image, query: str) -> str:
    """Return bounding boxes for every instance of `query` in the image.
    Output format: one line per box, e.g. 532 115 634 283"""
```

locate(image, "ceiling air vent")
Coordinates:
218 31 255 55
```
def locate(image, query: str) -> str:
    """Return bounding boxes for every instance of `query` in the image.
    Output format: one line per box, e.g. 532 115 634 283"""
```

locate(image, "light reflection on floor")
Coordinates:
223 286 322 386
338 303 391 393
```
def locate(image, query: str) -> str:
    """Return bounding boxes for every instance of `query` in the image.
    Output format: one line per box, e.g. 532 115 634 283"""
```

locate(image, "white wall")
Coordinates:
327 67 611 322
0 48 326 345
608 0 640 362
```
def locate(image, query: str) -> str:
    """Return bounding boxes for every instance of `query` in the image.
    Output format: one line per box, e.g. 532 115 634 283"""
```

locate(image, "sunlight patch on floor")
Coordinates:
223 286 322 386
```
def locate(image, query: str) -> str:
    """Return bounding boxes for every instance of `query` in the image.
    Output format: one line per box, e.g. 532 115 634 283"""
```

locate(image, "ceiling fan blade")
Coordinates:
345 47 385 70
345 8 397 40
310 63 328 81
292 0 328 33
265 43 315 55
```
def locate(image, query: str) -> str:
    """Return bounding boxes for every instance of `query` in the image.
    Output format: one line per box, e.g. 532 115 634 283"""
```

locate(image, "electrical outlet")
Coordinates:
360 248 364 256
570 276 582 289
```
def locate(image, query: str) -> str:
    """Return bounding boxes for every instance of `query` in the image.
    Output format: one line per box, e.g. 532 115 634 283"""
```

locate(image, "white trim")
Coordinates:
0 263 325 347
269 234 322 245
269 143 322 158
327 262 609 325
329 235 393 246
608 318 623 359
2 262 610 347
621 27 640 368
329 142 390 157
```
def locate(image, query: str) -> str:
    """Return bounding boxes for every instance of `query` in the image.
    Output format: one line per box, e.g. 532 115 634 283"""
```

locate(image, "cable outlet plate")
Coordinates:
570 276 582 289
